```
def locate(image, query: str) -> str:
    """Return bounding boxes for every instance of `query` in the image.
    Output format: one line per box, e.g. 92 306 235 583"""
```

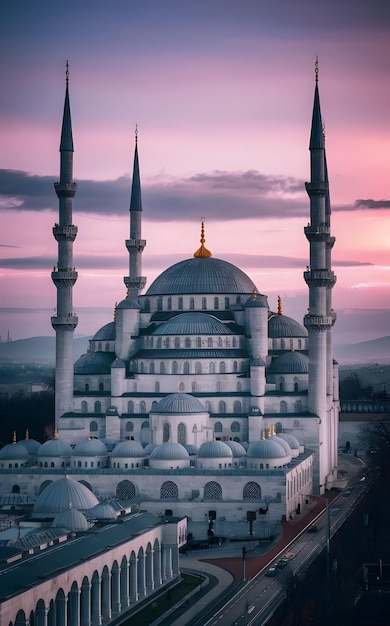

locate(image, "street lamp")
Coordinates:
302 493 330 582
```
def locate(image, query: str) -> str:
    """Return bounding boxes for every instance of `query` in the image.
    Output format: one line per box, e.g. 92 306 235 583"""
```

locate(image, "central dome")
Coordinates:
146 257 257 296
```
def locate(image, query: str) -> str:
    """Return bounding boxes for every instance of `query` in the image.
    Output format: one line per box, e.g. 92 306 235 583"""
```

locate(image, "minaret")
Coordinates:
124 127 146 298
303 60 337 492
51 62 78 427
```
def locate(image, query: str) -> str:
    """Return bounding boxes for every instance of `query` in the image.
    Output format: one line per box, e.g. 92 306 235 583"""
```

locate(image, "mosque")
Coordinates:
0 64 339 545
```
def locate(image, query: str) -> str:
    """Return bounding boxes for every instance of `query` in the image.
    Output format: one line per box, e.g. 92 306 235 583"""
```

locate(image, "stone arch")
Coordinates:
11 484 20 493
81 400 88 413
233 401 241 413
231 420 240 432
160 481 179 500
94 401 101 413
177 422 186 444
127 400 134 413
126 421 134 432
209 362 215 373
214 421 223 433
204 481 222 501
219 361 226 373
116 479 137 500
280 400 287 413
243 481 262 500
183 361 190 374
163 422 170 442
172 361 178 374
90 420 98 432
294 400 302 413
219 400 226 413
195 362 202 374
38 479 52 495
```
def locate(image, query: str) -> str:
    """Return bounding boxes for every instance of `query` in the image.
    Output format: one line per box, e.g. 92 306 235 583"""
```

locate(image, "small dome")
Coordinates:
116 298 140 309
198 441 233 459
33 476 99 515
268 351 309 374
92 321 116 341
153 313 233 336
72 438 108 457
245 293 268 308
89 502 117 520
111 358 126 369
74 351 115 375
271 434 292 456
224 440 247 457
112 440 145 458
150 442 189 460
153 393 205 414
52 505 89 531
278 433 300 450
37 438 73 458
247 438 287 459
268 313 307 338
0 441 29 460
21 437 41 455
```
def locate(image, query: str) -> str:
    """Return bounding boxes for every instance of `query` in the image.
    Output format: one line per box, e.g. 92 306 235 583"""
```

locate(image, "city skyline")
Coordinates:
1 0 389 340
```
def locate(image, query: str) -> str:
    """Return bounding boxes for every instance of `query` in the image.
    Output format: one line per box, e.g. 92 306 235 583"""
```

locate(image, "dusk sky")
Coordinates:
1 0 390 343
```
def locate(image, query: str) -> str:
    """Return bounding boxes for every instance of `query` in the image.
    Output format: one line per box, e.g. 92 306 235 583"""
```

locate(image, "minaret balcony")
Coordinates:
51 269 78 288
304 313 335 331
53 224 78 242
305 181 328 197
304 269 336 288
125 239 146 253
326 236 336 249
124 275 147 290
54 182 78 198
304 224 330 242
51 313 78 330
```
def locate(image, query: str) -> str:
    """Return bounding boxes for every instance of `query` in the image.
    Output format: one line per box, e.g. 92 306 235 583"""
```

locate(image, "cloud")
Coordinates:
334 199 390 212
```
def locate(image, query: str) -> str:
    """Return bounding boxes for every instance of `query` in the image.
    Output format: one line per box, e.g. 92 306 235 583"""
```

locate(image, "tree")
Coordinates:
358 418 390 480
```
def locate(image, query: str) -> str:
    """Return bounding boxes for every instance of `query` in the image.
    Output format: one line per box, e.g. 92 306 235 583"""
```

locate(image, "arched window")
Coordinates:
98 342 102 351
94 401 101 414
190 297 195 310
205 401 212 413
274 422 283 433
280 400 287 413
174 337 180 348
231 420 240 432
155 381 160 392
183 361 190 374
139 401 146 413
281 339 285 349
12 484 20 493
220 362 226 373
243 482 262 501
157 297 163 311
195 362 202 374
237 381 241 391
298 339 302 349
126 421 134 432
84 383 89 392
177 422 186 444
81 401 88 413
152 400 158 409
225 297 230 309
90 421 98 432
294 400 302 413
178 297 183 310
160 481 178 500
160 362 165 374
204 481 222 501
214 297 219 310
156 337 162 349
167 296 172 311
202 297 207 310
279 377 285 391
232 337 237 347
185 337 191 348
233 401 241 413
196 337 201 348
116 480 136 500
179 382 185 392
192 381 197 392
294 377 299 392
208 337 213 348
233 361 238 372
164 337 170 349
218 337 222 347
141 420 149 429
149 362 155 374
172 361 178 374
214 421 223 433
209 362 215 373
128 400 134 413
139 362 145 373
105 342 110 351
219 401 226 413
163 422 170 442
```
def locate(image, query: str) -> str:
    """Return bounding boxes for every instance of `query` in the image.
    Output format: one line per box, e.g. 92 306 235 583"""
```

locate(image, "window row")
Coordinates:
144 336 243 349
279 400 302 413
138 360 240 375
142 296 243 313
115 479 263 502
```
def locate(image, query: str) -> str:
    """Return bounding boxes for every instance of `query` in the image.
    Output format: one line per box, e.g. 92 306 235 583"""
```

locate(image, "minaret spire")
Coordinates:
303 60 337 493
51 62 78 428
124 127 146 298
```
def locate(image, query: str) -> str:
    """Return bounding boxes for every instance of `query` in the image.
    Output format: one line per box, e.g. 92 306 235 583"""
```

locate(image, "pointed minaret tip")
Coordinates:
194 218 212 258
129 127 142 212
309 56 324 150
60 61 74 152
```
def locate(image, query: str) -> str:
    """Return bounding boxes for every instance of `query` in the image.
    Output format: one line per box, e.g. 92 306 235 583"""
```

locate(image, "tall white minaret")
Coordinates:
124 128 146 298
51 62 78 427
304 60 337 493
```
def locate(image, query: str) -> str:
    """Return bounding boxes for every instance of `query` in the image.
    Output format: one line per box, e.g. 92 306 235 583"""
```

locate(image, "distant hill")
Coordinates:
0 336 90 364
334 336 390 365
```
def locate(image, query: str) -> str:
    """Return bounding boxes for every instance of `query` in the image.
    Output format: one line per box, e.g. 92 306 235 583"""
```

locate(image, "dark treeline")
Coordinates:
0 390 54 445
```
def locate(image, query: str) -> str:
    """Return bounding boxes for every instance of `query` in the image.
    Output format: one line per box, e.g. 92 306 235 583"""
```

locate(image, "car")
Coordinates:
308 525 318 533
265 566 277 577
247 605 255 614
276 558 289 569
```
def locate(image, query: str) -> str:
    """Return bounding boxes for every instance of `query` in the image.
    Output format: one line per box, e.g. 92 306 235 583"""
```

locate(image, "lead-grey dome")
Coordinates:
116 298 140 309
247 438 287 459
37 438 73 458
146 257 257 295
52 505 89 531
150 442 189 460
268 314 307 338
268 351 309 374
92 321 116 341
198 441 233 458
153 313 233 336
33 476 99 514
0 441 29 460
153 393 205 414
224 440 247 457
74 351 115 375
111 440 145 458
72 438 108 457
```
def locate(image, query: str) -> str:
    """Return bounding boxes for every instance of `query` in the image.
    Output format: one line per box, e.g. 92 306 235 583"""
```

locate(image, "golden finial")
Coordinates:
270 424 275 436
12 430 17 444
54 427 58 440
135 124 138 145
66 60 69 88
25 429 29 440
315 56 319 83
194 218 212 258
252 288 257 299
261 430 266 440
277 295 282 315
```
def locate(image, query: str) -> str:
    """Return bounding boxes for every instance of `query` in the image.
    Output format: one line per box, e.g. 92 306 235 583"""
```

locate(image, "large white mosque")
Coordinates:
0 63 339 543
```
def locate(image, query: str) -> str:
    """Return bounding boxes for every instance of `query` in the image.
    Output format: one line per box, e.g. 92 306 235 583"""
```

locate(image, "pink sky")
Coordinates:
1 1 390 342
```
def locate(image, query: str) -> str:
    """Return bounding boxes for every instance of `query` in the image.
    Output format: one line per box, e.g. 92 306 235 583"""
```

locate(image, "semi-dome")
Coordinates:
116 297 140 309
153 393 205 414
247 438 287 459
33 476 99 515
52 505 89 531
224 440 247 457
146 257 257 296
111 440 145 458
268 313 307 338
271 434 292 456
268 351 309 374
278 433 301 451
21 436 41 455
150 442 189 460
0 441 29 460
92 321 116 341
72 438 108 457
153 313 233 336
198 441 233 459
89 502 117 520
74 351 115 375
37 438 73 458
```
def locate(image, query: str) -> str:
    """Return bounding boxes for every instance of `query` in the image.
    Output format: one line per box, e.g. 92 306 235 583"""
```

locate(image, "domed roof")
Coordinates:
111 358 126 369
0 441 29 460
21 436 41 455
268 351 309 374
146 257 257 296
271 434 292 456
224 440 247 457
245 293 268 308
72 438 108 457
89 502 117 520
198 441 233 458
116 297 140 309
33 476 99 514
37 437 73 458
247 438 287 459
150 442 189 460
111 440 145 458
268 313 307 338
74 351 115 375
278 433 300 450
52 505 89 531
153 393 205 414
153 313 233 336
92 321 116 341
